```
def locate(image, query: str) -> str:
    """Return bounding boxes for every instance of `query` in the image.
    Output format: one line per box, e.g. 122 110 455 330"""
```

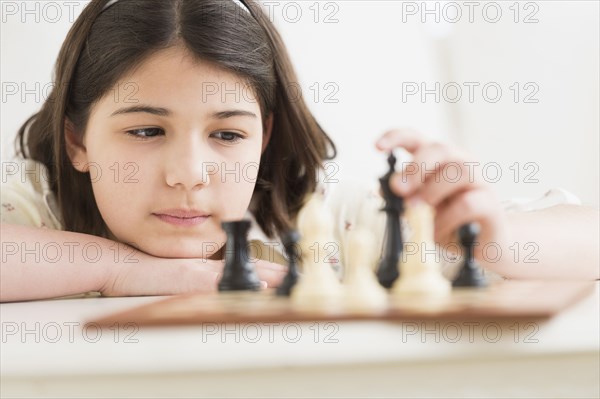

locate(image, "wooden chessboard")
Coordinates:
90 281 595 327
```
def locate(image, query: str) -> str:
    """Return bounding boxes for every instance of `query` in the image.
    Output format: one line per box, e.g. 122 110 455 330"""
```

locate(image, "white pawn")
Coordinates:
291 195 343 311
343 227 388 313
392 201 451 297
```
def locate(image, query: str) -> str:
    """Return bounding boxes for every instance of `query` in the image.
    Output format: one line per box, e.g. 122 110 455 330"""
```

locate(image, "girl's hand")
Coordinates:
101 247 287 297
376 129 509 263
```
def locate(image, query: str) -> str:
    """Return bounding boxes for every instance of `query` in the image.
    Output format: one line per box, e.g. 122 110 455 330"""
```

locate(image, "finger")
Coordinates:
417 162 484 207
375 128 430 153
188 259 227 292
434 188 500 244
186 269 222 293
254 260 287 287
390 142 469 197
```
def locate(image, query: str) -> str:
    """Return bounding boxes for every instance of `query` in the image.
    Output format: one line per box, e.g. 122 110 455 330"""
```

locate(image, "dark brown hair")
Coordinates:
16 0 336 239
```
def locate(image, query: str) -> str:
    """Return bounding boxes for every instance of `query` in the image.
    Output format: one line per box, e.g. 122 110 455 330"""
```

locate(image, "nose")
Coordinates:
164 135 210 190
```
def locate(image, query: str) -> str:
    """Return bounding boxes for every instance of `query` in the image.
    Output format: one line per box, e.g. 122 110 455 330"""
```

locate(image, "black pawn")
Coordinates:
218 220 261 291
452 223 488 288
276 230 301 296
377 153 405 288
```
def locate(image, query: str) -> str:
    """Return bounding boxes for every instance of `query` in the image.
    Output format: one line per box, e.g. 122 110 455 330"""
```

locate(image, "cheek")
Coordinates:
85 142 155 228
213 145 263 220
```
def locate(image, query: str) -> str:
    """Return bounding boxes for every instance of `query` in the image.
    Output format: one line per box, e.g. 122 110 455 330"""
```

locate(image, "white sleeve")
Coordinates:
0 160 62 230
501 188 581 212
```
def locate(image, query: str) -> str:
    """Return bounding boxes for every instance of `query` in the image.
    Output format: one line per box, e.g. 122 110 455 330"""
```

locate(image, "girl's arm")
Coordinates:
497 204 600 280
1 224 286 303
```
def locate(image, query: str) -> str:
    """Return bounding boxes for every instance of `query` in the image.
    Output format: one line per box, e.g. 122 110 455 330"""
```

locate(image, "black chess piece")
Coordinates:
376 152 405 288
218 220 261 291
452 223 488 288
276 230 301 296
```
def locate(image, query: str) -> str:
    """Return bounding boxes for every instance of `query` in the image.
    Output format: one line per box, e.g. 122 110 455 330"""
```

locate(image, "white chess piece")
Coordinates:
343 227 388 313
291 195 343 311
392 201 451 297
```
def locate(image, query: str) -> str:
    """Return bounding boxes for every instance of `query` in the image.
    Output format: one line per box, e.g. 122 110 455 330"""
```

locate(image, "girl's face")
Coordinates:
67 46 270 258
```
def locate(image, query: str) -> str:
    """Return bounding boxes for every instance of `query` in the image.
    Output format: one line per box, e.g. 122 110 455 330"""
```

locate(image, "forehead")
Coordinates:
101 45 259 114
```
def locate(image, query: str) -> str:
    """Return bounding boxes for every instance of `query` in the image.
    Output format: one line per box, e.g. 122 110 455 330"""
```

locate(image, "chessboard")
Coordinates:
91 153 595 328
90 280 595 327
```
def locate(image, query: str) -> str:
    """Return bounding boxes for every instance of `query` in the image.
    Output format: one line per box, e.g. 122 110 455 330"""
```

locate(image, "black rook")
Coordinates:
218 220 261 291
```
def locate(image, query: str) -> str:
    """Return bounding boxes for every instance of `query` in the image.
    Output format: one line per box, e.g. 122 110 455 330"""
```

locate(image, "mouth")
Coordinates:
152 209 211 227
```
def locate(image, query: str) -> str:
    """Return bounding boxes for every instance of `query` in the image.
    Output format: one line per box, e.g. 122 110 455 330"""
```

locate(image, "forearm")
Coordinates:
0 224 133 302
482 205 600 280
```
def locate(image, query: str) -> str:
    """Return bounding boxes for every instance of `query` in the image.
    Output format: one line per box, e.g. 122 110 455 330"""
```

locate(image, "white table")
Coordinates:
1 284 599 398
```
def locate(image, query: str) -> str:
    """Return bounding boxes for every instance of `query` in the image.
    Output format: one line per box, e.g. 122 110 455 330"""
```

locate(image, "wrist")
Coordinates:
98 240 146 296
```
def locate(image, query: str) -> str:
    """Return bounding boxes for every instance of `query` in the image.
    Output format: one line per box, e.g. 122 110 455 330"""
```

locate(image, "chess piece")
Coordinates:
343 227 388 312
291 195 342 310
452 223 488 288
276 230 301 296
392 202 451 297
218 220 261 291
376 153 405 288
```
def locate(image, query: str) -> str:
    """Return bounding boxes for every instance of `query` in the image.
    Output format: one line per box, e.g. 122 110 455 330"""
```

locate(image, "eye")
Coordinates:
211 131 244 143
125 127 164 139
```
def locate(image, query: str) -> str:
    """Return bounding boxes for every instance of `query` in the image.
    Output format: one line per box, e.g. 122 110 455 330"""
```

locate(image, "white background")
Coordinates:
1 0 598 207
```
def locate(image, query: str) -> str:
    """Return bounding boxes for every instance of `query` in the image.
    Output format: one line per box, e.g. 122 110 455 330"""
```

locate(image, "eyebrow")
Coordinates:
110 105 257 119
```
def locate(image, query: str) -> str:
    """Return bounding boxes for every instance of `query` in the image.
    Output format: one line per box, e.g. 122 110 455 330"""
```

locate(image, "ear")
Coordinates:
261 113 273 154
64 118 89 173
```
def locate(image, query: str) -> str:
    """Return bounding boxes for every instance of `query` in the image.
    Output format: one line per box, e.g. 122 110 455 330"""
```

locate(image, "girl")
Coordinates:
1 0 598 303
